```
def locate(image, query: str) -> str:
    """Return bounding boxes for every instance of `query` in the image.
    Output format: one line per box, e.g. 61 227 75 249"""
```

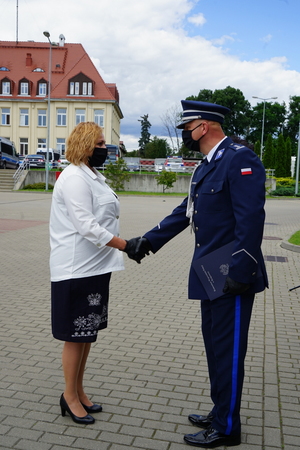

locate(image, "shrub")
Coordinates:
23 182 54 190
270 186 296 196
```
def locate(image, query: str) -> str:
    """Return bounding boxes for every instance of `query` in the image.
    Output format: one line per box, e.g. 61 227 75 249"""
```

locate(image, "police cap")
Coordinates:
177 100 230 129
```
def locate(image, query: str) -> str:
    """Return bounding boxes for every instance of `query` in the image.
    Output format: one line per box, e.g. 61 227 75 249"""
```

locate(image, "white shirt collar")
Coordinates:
206 136 227 162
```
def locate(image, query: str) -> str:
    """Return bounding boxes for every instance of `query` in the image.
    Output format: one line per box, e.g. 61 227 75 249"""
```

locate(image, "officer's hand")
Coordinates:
123 237 152 264
223 276 250 295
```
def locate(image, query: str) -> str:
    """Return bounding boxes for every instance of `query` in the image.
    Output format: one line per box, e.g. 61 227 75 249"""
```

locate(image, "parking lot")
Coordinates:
1 192 300 449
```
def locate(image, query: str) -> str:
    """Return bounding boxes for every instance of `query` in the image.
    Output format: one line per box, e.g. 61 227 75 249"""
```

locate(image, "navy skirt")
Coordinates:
51 273 111 343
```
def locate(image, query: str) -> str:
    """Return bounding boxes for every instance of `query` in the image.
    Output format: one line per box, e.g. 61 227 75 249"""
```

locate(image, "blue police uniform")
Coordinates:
143 105 268 437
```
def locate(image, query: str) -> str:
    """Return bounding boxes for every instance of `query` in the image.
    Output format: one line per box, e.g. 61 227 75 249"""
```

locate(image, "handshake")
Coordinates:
123 236 152 264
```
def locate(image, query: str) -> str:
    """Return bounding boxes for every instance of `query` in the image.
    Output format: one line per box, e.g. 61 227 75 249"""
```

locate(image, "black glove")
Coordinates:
123 237 152 263
223 276 250 295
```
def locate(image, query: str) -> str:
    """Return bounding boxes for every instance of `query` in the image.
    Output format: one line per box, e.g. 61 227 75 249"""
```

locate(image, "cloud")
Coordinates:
211 34 236 46
261 34 273 44
188 13 206 26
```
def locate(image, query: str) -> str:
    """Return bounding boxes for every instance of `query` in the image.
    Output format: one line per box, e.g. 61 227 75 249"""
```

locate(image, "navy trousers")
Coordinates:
201 293 255 435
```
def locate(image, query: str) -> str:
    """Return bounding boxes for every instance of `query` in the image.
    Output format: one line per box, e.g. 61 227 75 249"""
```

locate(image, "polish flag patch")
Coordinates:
241 168 252 175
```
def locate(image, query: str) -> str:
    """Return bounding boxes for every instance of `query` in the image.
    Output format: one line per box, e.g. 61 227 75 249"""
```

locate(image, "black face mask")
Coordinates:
182 123 203 152
88 147 108 167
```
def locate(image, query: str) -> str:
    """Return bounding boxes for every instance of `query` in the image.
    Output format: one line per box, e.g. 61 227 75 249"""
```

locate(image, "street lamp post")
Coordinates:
43 31 52 191
252 96 278 160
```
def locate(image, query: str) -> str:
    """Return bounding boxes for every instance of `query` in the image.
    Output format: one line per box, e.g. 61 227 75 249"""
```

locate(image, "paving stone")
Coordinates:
1 193 300 449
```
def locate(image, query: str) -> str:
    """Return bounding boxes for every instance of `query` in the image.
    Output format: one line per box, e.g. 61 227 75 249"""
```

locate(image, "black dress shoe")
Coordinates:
188 412 214 428
184 426 241 448
60 394 95 425
81 402 103 413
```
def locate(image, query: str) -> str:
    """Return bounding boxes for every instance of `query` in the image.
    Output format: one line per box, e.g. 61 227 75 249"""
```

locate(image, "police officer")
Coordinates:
126 100 268 448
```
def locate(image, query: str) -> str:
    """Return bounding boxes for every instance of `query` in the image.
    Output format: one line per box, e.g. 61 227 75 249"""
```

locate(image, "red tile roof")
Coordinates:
0 40 119 103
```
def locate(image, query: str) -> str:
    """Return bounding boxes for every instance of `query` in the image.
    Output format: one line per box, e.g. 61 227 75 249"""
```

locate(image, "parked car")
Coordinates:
58 158 70 169
164 156 185 172
23 154 46 168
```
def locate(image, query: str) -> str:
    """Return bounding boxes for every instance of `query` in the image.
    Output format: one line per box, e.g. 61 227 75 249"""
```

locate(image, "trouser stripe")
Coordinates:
226 295 241 435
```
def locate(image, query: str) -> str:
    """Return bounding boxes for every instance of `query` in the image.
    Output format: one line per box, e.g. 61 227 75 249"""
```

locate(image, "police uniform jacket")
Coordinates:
144 137 268 300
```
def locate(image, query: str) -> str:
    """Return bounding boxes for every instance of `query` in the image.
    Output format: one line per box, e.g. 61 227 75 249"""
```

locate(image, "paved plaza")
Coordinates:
0 192 300 450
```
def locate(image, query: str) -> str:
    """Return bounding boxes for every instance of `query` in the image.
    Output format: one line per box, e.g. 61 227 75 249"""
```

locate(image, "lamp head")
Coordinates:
43 31 50 38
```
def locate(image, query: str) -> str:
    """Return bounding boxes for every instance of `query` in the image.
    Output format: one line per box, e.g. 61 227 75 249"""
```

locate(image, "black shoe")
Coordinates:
60 394 95 425
184 426 241 448
81 402 103 413
188 412 214 429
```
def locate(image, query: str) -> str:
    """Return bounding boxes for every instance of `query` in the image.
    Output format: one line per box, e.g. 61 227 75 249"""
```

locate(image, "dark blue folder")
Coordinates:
192 241 235 300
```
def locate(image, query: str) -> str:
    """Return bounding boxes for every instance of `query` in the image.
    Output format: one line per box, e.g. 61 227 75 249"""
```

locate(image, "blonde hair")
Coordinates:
66 122 103 165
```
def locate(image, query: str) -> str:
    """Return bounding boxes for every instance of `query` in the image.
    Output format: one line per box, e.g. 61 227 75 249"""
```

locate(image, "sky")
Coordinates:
1 0 300 150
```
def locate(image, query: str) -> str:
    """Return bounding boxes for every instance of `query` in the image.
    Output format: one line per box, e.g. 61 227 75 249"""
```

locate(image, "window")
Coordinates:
0 67 9 71
68 73 93 96
37 139 46 148
38 109 47 127
94 109 104 127
20 138 28 155
38 82 47 96
20 82 29 95
75 109 85 125
57 108 67 126
56 138 66 155
33 67 44 72
2 82 10 95
1 108 10 125
1 77 12 95
20 109 29 126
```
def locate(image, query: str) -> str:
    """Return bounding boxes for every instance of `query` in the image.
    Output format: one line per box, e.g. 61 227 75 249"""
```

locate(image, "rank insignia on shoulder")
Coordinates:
215 148 225 160
241 168 252 175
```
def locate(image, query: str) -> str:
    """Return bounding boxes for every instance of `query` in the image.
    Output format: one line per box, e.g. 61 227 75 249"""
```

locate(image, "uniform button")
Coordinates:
195 194 199 198
197 243 200 247
195 227 199 231
116 215 119 219
211 189 214 193
97 243 101 247
194 210 198 214
252 272 256 276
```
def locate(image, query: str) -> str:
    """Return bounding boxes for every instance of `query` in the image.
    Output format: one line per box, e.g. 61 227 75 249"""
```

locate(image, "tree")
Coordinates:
186 89 214 103
262 134 273 169
144 136 171 159
104 158 131 191
254 141 261 158
138 114 151 156
274 134 286 178
248 101 286 145
187 86 251 137
155 170 177 193
160 104 182 154
285 136 292 177
286 96 300 153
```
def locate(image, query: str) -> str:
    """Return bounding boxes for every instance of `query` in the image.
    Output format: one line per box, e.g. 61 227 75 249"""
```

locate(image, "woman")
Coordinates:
50 122 138 425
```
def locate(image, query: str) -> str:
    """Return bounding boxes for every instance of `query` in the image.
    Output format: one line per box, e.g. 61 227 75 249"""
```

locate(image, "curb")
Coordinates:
280 240 300 253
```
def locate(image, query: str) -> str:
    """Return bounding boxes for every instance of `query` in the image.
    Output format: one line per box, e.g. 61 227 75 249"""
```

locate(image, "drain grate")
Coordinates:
264 255 288 262
263 236 282 240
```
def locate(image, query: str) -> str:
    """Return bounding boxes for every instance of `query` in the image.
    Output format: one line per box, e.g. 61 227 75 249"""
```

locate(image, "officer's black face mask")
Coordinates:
182 123 203 152
88 147 108 167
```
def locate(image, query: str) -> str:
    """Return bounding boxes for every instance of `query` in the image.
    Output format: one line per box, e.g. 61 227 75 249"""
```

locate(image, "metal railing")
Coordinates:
13 161 29 187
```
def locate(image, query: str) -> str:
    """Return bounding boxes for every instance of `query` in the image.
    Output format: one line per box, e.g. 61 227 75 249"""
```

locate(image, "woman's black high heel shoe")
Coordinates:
81 402 103 414
60 394 95 425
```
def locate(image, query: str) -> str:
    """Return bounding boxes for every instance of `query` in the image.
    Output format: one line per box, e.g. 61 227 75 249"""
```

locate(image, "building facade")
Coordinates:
0 38 123 155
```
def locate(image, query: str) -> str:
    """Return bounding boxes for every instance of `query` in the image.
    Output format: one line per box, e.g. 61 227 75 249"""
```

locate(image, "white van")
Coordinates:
36 149 60 168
